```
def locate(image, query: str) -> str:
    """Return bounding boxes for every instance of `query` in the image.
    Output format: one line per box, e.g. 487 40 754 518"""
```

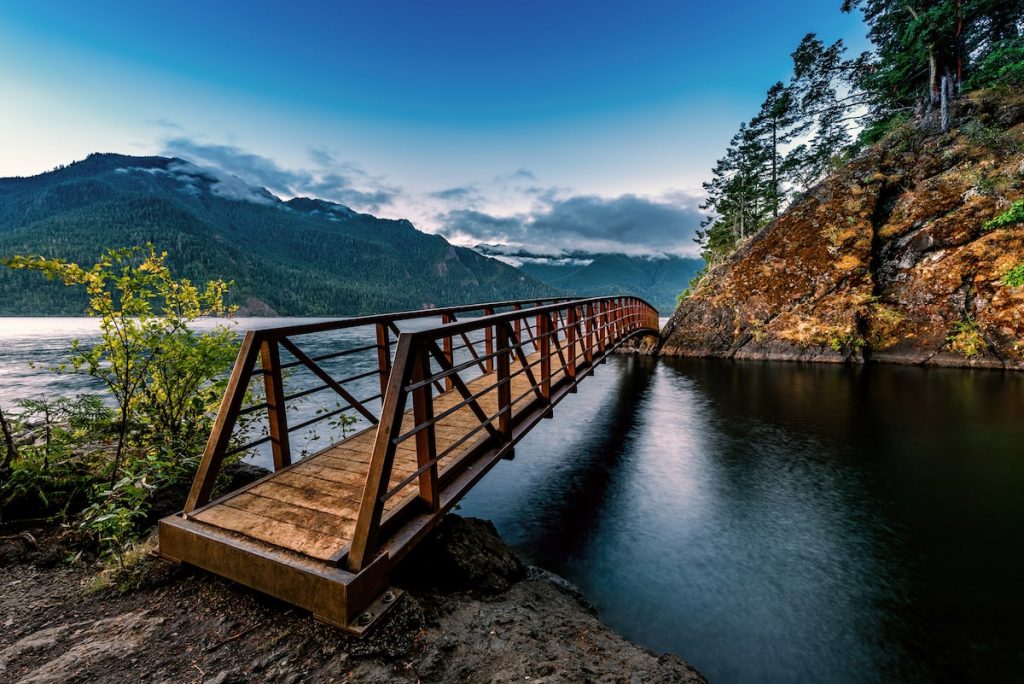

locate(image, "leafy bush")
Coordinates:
947 317 986 358
961 121 1023 156
2 245 239 559
983 199 1024 232
1003 263 1024 287
0 396 114 520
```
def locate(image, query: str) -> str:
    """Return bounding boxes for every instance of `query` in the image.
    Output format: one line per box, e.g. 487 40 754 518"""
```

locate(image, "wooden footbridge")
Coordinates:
160 296 659 632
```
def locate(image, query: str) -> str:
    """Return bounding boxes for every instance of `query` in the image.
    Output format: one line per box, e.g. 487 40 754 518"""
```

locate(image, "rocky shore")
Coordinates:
661 90 1024 369
0 515 705 683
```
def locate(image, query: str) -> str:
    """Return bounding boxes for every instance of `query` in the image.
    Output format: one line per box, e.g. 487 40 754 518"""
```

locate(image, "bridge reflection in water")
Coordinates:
159 296 659 632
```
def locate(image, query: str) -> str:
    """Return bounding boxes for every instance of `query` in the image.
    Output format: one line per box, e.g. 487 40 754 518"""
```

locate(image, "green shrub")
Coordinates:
1003 263 1024 287
983 199 1024 232
947 317 986 358
2 245 240 559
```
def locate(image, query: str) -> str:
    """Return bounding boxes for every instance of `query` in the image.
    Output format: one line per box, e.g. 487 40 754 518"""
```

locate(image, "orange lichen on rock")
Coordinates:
661 90 1024 370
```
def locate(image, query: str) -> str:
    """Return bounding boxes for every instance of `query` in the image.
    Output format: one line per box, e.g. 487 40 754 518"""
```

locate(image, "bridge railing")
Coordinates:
182 297 575 512
345 296 659 571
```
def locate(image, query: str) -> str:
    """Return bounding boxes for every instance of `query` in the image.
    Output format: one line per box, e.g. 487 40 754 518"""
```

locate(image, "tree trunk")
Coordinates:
941 72 951 132
0 402 17 469
929 50 940 106
110 406 130 486
772 122 779 218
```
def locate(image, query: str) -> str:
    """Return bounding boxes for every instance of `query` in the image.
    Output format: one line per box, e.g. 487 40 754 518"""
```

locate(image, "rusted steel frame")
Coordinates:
545 311 570 374
410 346 440 511
566 306 578 381
522 314 540 352
260 339 292 471
347 335 416 572
392 353 539 467
375 323 391 399
457 329 489 376
442 314 455 390
185 332 261 513
496 323 513 439
423 340 502 440
257 297 576 339
537 313 551 402
278 338 379 425
483 307 495 371
513 303 522 343
504 321 545 403
410 297 651 341
584 303 595 365
278 342 380 371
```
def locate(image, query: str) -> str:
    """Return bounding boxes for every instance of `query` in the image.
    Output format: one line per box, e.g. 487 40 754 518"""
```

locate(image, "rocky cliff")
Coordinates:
661 90 1024 370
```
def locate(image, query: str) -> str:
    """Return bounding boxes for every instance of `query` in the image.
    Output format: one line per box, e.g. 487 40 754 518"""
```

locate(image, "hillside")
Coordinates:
477 248 702 314
0 154 554 316
661 90 1024 370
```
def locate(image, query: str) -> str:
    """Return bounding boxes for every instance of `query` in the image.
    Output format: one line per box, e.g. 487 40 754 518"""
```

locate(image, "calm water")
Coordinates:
2 319 1023 682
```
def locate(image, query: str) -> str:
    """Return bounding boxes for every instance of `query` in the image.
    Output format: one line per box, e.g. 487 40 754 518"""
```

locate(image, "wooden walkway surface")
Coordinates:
188 347 569 563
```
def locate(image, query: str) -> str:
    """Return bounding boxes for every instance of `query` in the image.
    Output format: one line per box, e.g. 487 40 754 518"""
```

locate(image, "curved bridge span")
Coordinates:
160 296 660 632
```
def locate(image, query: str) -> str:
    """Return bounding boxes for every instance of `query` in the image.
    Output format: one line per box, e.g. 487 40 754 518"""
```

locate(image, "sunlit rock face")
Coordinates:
661 90 1024 370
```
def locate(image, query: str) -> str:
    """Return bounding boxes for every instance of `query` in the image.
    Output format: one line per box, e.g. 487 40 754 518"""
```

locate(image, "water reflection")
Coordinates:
461 357 1024 683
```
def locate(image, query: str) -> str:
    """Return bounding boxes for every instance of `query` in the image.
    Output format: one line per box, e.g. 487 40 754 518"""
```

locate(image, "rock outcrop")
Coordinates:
661 90 1024 369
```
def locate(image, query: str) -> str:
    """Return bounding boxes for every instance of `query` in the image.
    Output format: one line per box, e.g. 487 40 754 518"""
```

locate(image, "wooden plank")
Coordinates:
251 480 367 519
194 504 348 560
226 491 357 539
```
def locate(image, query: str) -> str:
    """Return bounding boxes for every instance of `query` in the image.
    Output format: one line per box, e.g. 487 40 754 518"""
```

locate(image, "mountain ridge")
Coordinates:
0 153 555 316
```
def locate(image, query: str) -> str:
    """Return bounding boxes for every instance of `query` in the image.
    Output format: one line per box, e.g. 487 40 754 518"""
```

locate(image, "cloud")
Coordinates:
438 192 704 257
162 138 400 212
428 186 483 204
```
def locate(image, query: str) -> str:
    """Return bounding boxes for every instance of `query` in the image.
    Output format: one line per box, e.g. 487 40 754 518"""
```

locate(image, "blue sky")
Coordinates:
0 1 870 256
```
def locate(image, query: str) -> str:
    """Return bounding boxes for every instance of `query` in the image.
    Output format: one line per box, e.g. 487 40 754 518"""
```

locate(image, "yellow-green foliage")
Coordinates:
983 199 1024 232
1003 263 1024 287
947 317 986 357
2 245 239 561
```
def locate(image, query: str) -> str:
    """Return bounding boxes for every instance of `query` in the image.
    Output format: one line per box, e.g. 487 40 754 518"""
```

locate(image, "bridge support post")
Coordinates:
442 314 455 391
566 306 577 387
496 324 513 444
260 338 292 471
410 345 440 512
375 323 391 399
184 332 261 513
483 307 495 372
539 313 551 408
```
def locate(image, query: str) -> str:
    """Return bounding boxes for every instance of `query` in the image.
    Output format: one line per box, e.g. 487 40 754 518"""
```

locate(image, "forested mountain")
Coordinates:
0 154 554 315
476 248 702 314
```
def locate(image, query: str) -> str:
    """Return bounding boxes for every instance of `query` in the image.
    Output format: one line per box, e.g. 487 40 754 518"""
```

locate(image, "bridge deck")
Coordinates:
188 347 569 563
160 297 659 633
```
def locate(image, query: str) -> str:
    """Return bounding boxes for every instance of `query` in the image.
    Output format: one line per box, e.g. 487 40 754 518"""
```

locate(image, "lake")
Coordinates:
2 318 1022 682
